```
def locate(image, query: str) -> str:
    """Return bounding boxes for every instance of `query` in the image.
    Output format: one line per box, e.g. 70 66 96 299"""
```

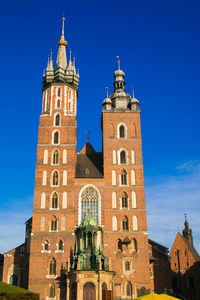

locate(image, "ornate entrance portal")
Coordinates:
83 282 96 300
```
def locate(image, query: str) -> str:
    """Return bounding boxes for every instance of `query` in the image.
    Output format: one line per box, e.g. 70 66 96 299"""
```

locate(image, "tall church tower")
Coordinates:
28 18 79 298
102 61 151 297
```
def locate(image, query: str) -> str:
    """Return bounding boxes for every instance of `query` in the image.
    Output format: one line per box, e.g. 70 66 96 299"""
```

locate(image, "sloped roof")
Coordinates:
182 235 200 262
75 152 103 178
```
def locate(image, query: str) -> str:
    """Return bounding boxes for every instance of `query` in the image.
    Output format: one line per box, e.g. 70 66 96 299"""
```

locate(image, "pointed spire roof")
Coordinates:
56 17 68 69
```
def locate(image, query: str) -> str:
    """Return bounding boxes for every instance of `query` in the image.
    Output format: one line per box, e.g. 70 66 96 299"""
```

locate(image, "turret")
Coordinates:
182 214 193 247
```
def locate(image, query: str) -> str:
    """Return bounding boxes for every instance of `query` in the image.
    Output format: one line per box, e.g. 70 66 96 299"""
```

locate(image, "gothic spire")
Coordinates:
56 17 68 69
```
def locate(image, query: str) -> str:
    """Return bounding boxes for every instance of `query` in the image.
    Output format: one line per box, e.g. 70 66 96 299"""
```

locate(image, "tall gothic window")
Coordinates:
58 240 63 251
57 87 61 97
119 125 125 138
55 114 60 126
122 192 128 208
81 186 99 223
57 99 60 108
121 170 127 185
53 131 59 144
122 216 129 231
51 216 57 231
52 171 59 186
120 150 126 164
49 284 55 297
51 192 58 209
52 149 59 164
125 261 130 271
44 240 49 251
126 282 131 297
49 258 56 275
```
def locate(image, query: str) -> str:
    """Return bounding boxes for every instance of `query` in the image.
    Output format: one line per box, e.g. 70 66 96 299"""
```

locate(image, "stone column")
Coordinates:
66 278 70 300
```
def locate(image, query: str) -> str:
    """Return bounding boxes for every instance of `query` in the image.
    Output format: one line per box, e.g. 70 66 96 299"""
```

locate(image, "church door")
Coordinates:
83 282 96 300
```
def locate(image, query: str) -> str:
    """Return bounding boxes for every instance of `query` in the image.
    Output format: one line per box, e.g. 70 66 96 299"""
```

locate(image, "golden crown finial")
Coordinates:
105 86 109 98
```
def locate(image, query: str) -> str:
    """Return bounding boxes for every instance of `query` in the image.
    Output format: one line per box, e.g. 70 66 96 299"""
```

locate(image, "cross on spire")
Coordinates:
116 56 120 70
86 130 90 143
105 86 109 98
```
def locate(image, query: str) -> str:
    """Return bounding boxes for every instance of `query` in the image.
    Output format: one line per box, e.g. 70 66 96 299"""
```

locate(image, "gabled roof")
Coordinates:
170 232 200 262
75 153 103 178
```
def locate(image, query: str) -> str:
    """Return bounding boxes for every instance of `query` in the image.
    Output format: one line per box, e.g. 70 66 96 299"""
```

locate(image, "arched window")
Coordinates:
43 149 48 164
119 125 125 138
125 261 130 271
121 170 127 185
120 151 126 164
42 170 47 185
112 170 116 186
131 150 135 164
61 215 66 231
81 186 99 223
57 87 61 97
118 239 123 251
122 216 129 231
62 192 67 209
49 258 56 275
49 284 55 298
132 191 137 208
44 240 49 251
58 240 63 251
51 216 57 231
131 169 136 185
55 114 60 126
57 99 60 108
63 170 67 186
41 192 46 209
113 150 117 164
51 192 58 209
126 282 132 297
112 216 118 231
122 192 128 208
41 216 45 231
133 215 138 231
63 149 67 164
53 131 59 144
52 170 59 186
112 192 116 209
132 238 137 252
9 274 18 286
45 90 49 112
52 149 59 165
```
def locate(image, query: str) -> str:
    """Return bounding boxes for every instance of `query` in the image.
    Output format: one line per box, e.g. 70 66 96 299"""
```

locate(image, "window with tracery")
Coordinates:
52 149 59 165
49 284 55 297
52 171 59 186
81 186 99 223
122 216 129 231
125 261 130 271
121 170 127 185
126 282 131 297
122 192 128 208
58 240 63 251
49 258 56 275
51 192 58 209
51 216 57 231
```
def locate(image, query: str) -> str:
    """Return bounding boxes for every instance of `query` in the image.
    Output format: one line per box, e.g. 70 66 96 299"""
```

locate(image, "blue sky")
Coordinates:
0 0 200 253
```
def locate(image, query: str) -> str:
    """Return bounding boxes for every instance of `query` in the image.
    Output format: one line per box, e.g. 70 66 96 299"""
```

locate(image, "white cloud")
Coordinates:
145 160 200 253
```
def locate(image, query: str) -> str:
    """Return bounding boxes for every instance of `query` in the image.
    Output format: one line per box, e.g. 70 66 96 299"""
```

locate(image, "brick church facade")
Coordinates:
2 18 200 300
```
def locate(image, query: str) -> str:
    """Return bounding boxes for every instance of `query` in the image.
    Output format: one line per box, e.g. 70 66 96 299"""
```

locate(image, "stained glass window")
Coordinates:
81 186 99 223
